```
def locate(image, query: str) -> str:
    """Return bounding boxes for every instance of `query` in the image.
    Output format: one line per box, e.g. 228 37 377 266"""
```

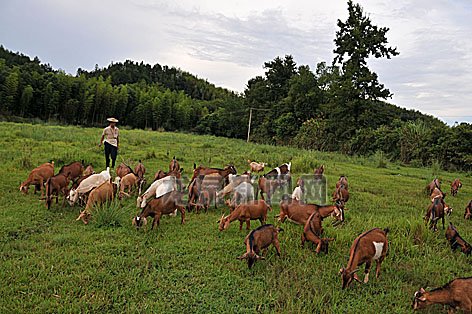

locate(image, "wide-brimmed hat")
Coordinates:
107 117 119 123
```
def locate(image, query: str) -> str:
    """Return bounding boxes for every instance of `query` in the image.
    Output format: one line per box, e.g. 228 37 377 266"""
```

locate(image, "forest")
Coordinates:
0 1 471 171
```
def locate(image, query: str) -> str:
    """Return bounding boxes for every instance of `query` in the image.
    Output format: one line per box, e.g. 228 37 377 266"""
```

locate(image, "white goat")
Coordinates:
67 168 110 205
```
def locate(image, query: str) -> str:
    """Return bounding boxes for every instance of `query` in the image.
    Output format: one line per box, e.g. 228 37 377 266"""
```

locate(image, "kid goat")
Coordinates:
301 212 334 254
20 162 54 196
446 223 472 256
340 228 389 289
218 200 271 231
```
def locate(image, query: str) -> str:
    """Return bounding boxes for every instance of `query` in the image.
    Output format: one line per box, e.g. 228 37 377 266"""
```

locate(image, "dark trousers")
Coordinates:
104 142 117 168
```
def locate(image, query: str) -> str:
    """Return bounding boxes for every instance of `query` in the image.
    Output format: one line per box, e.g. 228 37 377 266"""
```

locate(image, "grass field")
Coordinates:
1 121 472 313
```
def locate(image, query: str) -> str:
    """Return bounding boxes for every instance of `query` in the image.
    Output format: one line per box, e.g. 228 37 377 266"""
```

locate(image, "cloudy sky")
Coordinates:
1 0 471 124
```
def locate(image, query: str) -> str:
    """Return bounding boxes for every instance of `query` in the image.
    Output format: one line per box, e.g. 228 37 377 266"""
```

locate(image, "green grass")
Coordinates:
1 121 471 313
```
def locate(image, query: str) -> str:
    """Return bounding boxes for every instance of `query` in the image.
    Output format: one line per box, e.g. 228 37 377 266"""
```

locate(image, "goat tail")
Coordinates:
383 228 390 235
193 163 196 169
139 159 142 163
277 227 284 233
173 156 175 160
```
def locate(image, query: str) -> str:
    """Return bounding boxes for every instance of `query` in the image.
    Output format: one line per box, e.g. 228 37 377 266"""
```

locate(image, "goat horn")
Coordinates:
236 253 247 259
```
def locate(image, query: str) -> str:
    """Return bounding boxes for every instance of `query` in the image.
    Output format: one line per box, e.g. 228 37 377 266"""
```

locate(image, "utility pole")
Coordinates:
247 108 253 143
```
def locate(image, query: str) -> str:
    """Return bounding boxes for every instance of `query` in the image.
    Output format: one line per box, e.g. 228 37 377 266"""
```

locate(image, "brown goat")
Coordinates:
169 156 180 172
76 179 117 224
430 187 446 202
336 176 349 190
413 277 472 313
248 160 266 173
40 172 71 209
116 163 133 178
188 164 236 187
301 212 334 254
428 179 441 195
218 200 272 231
119 173 144 198
277 197 345 225
20 162 55 196
425 196 452 232
465 200 472 220
58 161 83 181
134 160 145 179
154 170 166 182
446 223 472 256
314 165 324 180
236 224 283 269
332 184 350 205
84 165 95 176
340 228 389 289
132 190 185 231
451 179 462 196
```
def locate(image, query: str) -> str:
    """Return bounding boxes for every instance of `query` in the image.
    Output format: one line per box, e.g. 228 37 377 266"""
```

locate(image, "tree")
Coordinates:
19 85 33 117
332 0 399 129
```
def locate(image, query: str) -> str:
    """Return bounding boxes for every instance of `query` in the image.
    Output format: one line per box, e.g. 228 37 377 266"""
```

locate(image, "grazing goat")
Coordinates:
58 161 83 181
169 156 180 172
68 168 110 205
277 197 344 225
134 160 145 179
84 165 95 176
40 172 71 209
314 165 324 180
236 224 283 269
218 200 272 231
451 179 462 196
301 211 334 254
428 179 441 195
257 176 283 205
248 160 266 173
119 173 145 199
413 277 472 313
291 177 304 201
465 200 472 220
216 174 252 201
76 179 117 224
446 223 472 256
188 164 237 188
340 228 389 289
132 190 185 231
424 195 452 232
116 163 134 178
137 169 182 208
332 184 349 205
336 176 349 190
154 170 166 181
430 187 446 202
19 162 54 196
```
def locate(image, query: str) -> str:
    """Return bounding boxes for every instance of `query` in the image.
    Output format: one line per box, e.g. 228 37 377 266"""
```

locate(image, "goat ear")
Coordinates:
236 253 247 259
143 217 148 226
350 269 359 275
420 288 426 293
316 242 321 254
327 238 335 242
179 168 184 173
256 255 265 260
132 217 136 226
39 197 46 200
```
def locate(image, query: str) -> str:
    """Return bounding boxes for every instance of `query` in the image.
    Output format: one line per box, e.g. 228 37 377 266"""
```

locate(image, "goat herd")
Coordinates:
17 158 472 312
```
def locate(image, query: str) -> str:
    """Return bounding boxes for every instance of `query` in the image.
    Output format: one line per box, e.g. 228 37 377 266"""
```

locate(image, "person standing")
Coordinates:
98 118 119 168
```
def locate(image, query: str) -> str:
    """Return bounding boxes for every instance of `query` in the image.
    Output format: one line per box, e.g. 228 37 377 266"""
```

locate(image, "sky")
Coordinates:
1 0 471 125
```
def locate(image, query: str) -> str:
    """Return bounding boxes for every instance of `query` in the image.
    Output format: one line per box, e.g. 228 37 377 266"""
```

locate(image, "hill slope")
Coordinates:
1 122 471 313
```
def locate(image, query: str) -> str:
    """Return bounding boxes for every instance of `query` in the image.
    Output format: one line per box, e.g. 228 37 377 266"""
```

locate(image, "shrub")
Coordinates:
91 200 128 228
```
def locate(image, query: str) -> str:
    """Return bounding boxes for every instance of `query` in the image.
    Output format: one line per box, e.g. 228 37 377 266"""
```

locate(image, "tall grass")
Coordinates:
91 199 129 228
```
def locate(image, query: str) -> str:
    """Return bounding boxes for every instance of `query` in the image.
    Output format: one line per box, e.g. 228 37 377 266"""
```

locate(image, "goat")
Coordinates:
314 165 324 180
116 163 134 178
134 160 146 179
216 174 252 201
451 179 462 196
39 172 71 209
424 195 452 232
465 200 472 220
332 184 349 205
169 156 180 172
119 172 145 199
154 170 165 181
19 162 54 196
84 165 95 176
137 168 182 208
413 277 472 313
132 190 185 231
58 161 83 181
187 164 237 188
428 179 441 195
257 176 282 205
277 197 344 225
340 228 389 289
336 176 349 190
218 200 272 231
301 211 334 254
248 160 266 173
68 168 110 205
76 179 117 224
236 224 283 269
291 177 305 201
446 223 472 256
430 187 446 202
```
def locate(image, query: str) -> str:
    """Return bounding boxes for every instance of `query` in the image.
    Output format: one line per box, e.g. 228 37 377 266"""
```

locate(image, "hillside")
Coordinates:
1 122 471 313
